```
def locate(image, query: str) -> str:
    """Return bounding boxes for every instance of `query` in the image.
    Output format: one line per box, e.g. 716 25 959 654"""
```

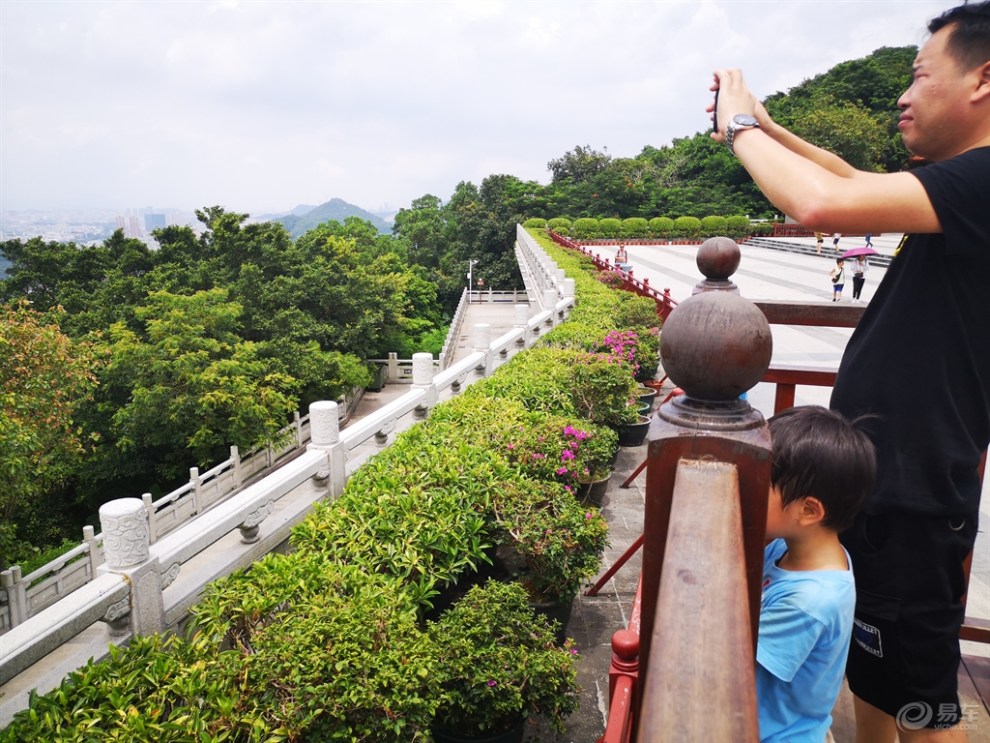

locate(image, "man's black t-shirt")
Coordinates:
830 147 990 516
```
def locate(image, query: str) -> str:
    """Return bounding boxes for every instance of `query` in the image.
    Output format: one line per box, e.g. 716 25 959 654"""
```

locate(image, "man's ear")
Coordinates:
971 60 990 103
798 496 827 527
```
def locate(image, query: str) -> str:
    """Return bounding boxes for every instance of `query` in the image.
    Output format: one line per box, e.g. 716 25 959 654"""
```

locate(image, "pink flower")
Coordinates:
556 466 569 475
560 450 575 462
488 679 497 687
506 443 515 450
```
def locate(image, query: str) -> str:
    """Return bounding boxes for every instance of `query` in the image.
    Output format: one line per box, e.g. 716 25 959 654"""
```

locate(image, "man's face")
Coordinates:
897 24 976 161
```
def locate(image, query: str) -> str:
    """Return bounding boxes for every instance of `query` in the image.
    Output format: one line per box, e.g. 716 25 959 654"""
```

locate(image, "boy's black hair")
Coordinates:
930 1 990 72
769 406 876 532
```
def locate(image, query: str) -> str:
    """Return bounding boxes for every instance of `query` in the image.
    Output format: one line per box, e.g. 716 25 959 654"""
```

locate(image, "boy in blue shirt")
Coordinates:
758 407 876 742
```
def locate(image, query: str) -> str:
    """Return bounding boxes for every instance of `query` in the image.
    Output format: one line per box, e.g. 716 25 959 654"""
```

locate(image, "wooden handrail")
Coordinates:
638 459 759 742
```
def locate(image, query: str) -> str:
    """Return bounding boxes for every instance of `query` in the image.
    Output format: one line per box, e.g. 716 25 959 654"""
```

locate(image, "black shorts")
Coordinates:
840 511 978 728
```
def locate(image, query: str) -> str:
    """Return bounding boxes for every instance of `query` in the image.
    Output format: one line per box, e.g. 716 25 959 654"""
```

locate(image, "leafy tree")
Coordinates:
81 289 299 490
0 303 96 568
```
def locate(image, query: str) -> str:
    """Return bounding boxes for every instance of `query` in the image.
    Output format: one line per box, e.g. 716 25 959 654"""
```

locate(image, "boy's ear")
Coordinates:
798 496 827 526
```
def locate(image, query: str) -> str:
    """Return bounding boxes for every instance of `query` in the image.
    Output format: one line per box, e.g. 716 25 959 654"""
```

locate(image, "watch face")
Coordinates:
732 114 758 127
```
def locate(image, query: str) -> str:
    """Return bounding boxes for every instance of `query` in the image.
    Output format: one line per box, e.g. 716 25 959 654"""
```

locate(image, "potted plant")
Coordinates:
569 353 639 428
503 417 617 497
491 478 609 609
429 581 581 743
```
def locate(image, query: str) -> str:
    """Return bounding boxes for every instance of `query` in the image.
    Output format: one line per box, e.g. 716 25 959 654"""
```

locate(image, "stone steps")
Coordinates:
743 237 893 268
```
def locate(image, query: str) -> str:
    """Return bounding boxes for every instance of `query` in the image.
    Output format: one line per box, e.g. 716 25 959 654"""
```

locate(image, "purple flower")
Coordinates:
487 679 497 687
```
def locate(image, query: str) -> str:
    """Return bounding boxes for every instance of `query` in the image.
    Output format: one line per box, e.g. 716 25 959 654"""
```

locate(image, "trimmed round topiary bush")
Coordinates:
523 217 548 229
700 215 728 238
673 216 702 240
726 215 751 239
621 217 649 238
599 217 622 238
571 218 600 239
547 217 572 235
649 216 675 239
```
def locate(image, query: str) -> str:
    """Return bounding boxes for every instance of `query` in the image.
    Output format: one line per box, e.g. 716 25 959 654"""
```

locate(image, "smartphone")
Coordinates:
712 88 719 133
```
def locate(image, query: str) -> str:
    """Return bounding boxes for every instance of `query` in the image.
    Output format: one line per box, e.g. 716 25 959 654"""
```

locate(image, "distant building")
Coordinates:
144 213 166 231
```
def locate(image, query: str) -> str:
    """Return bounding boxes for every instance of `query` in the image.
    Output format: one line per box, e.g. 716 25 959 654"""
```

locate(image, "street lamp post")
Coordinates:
467 259 478 303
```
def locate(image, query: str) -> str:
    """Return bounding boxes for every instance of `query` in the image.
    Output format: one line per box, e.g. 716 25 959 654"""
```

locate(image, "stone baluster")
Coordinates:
99 498 164 636
1 566 27 628
473 323 492 377
514 304 530 347
411 352 437 416
308 400 345 495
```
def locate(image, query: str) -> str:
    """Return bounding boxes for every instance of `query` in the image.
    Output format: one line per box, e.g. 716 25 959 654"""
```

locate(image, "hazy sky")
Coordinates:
1 0 956 216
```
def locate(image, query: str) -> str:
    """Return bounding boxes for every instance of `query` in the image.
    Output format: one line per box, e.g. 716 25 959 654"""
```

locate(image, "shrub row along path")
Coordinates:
522 236 988 741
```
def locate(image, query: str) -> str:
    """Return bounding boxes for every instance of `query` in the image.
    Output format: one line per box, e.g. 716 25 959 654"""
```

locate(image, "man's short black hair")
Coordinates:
769 406 876 532
930 1 990 71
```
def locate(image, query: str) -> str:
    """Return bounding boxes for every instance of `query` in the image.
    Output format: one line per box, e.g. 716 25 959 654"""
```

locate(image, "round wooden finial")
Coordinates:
659 290 772 402
692 236 741 294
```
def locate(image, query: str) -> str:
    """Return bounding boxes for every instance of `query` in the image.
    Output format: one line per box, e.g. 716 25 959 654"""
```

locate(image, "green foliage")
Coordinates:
673 216 702 240
492 479 609 604
649 216 675 238
0 302 96 567
570 218 599 239
429 581 580 736
522 217 547 228
569 353 639 427
726 215 752 239
700 215 728 238
598 218 622 238
621 217 649 238
546 217 571 235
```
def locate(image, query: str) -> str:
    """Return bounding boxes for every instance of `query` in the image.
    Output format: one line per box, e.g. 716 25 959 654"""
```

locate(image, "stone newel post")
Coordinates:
99 498 164 636
308 400 345 494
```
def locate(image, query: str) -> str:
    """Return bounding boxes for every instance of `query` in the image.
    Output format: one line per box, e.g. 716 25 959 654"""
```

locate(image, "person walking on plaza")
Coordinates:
864 232 874 248
851 255 868 302
815 231 824 253
829 258 846 301
832 232 841 252
710 2 990 740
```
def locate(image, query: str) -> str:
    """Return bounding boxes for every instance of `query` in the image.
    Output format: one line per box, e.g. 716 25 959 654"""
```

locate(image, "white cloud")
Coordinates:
0 0 955 215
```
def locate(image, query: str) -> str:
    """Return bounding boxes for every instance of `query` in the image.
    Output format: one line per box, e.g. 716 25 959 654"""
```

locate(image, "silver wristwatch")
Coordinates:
725 114 760 155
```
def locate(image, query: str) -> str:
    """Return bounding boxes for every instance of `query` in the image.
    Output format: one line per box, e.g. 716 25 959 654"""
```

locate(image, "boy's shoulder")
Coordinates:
762 540 855 623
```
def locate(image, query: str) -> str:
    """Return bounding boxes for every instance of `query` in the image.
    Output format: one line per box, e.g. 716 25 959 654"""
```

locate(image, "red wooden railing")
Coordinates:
546 230 678 323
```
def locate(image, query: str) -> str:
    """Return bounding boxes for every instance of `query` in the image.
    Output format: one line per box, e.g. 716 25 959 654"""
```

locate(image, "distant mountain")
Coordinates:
272 198 391 237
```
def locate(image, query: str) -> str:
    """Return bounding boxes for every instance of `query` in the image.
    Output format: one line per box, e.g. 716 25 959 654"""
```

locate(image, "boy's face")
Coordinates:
766 484 801 541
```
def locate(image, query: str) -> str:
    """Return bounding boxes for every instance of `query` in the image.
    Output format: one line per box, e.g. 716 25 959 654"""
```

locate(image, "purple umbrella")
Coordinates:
842 246 879 259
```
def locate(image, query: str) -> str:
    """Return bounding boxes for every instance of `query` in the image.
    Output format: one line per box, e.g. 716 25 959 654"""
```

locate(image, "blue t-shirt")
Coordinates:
756 538 855 742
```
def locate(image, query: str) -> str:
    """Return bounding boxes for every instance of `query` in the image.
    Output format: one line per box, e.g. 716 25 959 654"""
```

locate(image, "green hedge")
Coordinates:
540 213 773 240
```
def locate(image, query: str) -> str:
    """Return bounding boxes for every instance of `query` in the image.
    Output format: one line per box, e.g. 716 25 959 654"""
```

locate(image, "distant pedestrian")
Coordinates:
864 233 873 248
815 232 824 254
829 258 845 301
851 256 868 302
832 233 841 252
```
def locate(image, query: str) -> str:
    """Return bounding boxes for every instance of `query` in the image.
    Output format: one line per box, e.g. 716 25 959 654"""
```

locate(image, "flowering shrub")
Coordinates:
493 479 610 604
569 352 639 427
429 581 580 736
505 418 618 491
595 269 625 289
599 327 661 383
